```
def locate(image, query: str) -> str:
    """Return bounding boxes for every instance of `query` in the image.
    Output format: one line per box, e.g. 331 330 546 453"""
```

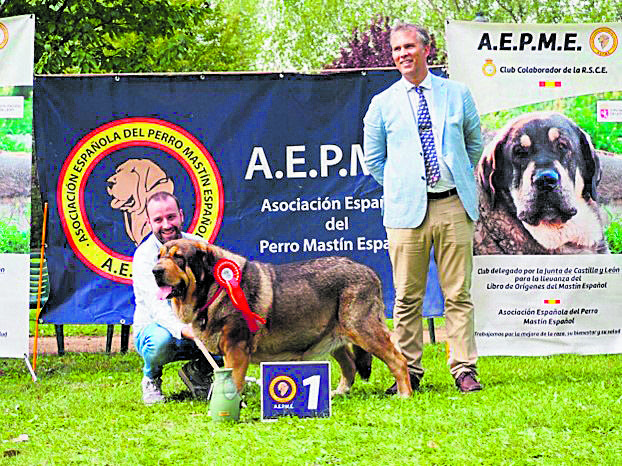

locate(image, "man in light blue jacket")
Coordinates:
363 23 484 394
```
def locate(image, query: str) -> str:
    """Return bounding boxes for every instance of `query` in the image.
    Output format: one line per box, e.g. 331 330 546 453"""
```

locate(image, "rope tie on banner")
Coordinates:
208 259 266 333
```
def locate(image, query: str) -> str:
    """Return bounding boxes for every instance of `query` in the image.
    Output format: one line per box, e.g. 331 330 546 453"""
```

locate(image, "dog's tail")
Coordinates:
352 345 372 381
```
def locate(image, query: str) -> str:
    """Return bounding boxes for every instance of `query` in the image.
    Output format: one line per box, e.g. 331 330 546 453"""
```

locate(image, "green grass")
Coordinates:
481 91 622 154
0 92 32 152
27 316 441 339
603 208 622 254
0 221 29 254
2 345 621 465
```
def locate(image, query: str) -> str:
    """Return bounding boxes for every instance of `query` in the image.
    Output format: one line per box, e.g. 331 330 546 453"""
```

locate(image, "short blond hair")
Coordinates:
390 22 430 47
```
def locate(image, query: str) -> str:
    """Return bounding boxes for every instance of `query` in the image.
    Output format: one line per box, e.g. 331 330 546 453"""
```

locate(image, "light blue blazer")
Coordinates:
363 73 484 228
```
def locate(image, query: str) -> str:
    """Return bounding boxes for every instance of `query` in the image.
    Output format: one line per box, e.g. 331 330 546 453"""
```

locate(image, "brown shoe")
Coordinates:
385 373 420 395
455 372 482 393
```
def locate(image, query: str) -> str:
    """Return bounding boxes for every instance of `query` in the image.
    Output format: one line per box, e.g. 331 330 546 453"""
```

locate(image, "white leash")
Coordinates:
193 337 221 372
194 337 259 387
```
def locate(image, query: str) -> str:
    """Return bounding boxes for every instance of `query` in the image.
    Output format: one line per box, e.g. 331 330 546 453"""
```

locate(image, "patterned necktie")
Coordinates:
414 86 440 186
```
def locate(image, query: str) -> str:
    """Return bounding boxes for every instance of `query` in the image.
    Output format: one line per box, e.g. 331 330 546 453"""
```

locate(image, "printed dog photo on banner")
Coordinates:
474 92 622 255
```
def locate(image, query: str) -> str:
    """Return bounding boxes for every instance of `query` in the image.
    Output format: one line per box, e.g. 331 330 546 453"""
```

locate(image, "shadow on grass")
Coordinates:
31 352 140 378
167 390 197 402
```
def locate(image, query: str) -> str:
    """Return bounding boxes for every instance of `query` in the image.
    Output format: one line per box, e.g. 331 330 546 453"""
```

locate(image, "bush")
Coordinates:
327 14 442 70
0 221 30 253
480 91 622 154
604 212 622 254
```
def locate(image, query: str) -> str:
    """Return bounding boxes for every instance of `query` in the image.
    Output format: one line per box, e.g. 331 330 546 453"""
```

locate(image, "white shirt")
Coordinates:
402 73 456 193
132 231 205 339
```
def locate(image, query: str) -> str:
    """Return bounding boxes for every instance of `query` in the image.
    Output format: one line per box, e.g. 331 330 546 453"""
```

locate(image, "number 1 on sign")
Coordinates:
303 375 320 410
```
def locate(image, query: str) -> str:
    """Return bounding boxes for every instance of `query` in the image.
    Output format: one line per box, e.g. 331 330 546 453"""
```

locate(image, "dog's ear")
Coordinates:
477 130 509 206
577 125 600 201
135 160 174 210
193 241 217 283
143 163 171 193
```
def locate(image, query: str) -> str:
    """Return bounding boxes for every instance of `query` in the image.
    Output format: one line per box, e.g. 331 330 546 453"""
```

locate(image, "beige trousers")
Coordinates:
386 195 478 379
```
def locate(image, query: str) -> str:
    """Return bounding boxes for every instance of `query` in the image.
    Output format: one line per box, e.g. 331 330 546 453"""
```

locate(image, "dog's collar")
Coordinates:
199 285 225 313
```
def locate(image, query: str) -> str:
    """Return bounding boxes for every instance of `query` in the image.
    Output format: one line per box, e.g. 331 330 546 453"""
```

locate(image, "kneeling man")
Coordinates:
133 191 218 404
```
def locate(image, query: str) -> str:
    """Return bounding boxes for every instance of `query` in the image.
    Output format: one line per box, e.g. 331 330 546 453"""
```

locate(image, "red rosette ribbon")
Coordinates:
213 259 266 333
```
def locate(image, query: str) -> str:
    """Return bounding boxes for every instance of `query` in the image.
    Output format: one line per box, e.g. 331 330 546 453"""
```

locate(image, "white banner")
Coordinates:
0 15 34 86
447 21 622 356
0 256 30 358
447 21 622 114
473 255 622 356
0 14 34 359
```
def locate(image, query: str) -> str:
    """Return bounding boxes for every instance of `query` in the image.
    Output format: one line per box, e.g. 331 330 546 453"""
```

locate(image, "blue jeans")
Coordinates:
134 323 207 379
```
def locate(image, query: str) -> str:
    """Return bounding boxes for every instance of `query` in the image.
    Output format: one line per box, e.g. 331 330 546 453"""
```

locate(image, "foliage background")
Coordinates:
0 0 620 250
3 0 622 74
0 0 251 73
0 5 621 462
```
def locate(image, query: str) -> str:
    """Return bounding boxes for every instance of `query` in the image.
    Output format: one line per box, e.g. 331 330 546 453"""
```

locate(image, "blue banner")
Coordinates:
34 71 445 324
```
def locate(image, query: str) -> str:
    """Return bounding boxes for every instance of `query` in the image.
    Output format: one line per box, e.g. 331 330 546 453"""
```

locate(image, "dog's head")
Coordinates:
152 239 219 312
106 159 174 214
477 111 600 227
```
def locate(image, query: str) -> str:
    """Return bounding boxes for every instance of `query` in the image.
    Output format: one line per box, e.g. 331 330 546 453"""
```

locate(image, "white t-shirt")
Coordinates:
132 232 205 339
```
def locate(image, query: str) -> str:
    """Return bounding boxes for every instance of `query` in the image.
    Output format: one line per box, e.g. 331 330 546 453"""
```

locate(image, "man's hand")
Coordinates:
181 324 195 340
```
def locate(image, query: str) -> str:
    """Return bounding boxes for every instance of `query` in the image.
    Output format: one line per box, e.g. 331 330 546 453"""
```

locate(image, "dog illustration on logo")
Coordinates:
106 159 174 245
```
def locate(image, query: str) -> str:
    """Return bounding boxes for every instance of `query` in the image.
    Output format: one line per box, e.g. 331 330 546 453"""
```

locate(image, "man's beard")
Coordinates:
154 226 182 244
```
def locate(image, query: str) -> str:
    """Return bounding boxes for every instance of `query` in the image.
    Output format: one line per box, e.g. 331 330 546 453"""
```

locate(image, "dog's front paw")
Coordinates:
330 385 351 397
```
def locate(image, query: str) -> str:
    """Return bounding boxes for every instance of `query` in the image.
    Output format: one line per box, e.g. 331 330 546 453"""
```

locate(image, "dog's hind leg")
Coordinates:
352 345 372 381
353 331 411 397
330 345 357 396
344 314 412 397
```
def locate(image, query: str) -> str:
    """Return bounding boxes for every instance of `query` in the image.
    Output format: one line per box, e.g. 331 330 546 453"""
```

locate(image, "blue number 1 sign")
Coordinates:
261 361 331 421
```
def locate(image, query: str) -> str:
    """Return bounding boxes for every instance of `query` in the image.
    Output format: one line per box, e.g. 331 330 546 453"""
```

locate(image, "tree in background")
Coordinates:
327 14 442 69
328 15 393 69
0 0 258 247
5 0 621 248
220 0 622 72
220 0 422 71
3 0 621 73
0 0 254 73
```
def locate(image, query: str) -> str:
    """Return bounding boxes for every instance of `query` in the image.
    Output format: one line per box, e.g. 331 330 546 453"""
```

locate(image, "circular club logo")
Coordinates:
58 117 224 284
589 27 618 57
268 375 297 403
0 22 8 49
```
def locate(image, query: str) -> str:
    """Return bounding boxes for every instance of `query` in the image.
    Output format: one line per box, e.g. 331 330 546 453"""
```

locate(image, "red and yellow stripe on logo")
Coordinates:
539 81 561 87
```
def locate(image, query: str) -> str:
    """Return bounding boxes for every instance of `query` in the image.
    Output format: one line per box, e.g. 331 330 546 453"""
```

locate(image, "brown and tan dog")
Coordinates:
106 159 174 245
475 112 609 254
152 239 412 397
